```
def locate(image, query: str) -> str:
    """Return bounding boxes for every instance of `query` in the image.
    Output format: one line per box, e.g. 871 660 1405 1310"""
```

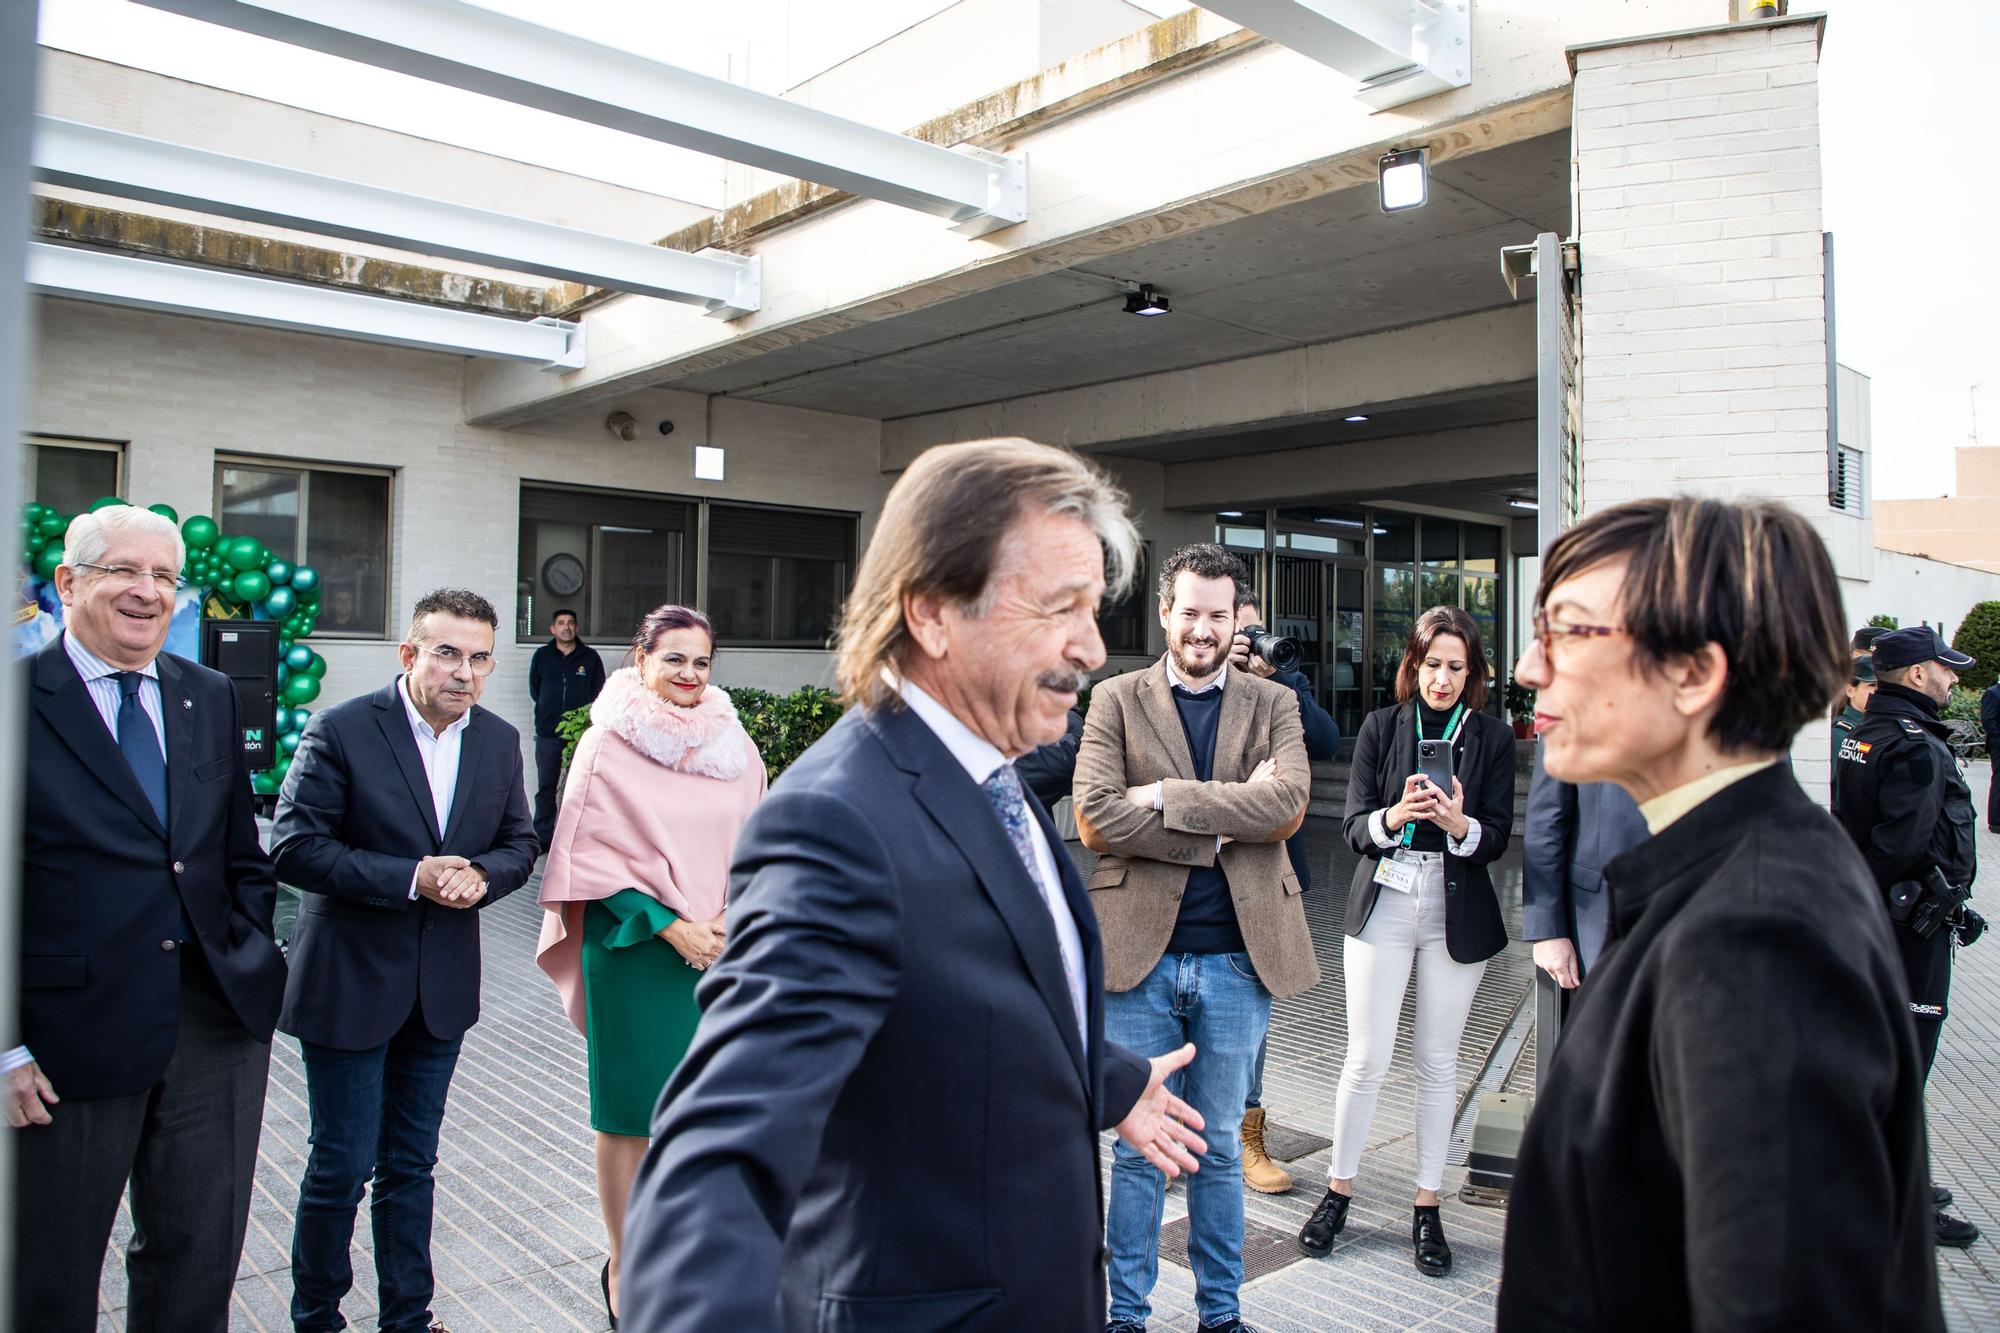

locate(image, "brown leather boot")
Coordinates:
1241 1106 1292 1194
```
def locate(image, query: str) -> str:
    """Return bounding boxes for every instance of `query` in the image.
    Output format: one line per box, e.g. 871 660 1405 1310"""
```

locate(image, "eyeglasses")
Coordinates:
423 644 498 676
73 562 186 592
1532 608 1625 664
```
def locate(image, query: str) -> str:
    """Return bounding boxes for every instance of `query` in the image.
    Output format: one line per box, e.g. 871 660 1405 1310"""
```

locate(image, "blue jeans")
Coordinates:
1246 1028 1268 1109
291 1009 463 1333
1105 952 1272 1328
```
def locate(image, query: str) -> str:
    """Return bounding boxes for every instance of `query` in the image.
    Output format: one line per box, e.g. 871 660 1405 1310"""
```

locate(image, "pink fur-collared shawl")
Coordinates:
535 668 766 1033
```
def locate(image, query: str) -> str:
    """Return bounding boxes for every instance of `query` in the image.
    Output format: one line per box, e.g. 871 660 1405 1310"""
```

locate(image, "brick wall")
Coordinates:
1573 17 1834 788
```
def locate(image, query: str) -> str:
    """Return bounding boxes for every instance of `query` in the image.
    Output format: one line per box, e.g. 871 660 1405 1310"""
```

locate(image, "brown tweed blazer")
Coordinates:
1073 659 1320 998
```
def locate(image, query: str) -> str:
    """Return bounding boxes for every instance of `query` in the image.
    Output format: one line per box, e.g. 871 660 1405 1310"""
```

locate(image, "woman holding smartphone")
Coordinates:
1296 605 1516 1276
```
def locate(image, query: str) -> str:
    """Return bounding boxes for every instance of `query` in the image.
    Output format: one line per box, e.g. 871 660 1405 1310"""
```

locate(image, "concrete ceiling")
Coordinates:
662 131 1570 422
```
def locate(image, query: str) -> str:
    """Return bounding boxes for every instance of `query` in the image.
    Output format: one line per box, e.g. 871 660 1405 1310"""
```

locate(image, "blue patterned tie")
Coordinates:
115 671 169 828
981 763 1086 1039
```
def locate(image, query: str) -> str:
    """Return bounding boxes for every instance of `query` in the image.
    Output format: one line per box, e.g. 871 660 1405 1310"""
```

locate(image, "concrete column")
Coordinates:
1571 15 1834 789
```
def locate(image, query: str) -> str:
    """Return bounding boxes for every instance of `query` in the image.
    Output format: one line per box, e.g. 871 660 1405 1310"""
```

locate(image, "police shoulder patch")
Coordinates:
1900 719 1924 736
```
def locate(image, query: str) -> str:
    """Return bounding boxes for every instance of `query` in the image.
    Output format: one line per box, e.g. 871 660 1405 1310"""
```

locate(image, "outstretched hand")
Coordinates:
1115 1043 1207 1177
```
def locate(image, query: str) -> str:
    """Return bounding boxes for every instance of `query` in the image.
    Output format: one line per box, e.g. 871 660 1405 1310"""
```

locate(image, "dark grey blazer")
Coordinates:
1521 745 1650 975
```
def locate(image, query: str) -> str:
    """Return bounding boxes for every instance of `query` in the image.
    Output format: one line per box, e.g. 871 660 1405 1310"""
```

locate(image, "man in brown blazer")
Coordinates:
1075 543 1317 1333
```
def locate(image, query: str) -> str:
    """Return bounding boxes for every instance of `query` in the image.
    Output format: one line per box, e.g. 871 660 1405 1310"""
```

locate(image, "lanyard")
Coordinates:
1399 701 1466 848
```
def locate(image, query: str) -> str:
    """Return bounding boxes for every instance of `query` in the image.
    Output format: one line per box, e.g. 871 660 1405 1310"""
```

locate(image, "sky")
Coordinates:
33 0 1994 499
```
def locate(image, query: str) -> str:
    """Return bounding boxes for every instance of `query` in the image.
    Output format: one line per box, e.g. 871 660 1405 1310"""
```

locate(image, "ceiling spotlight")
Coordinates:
1219 510 1245 518
1378 147 1429 213
1508 497 1540 511
1344 414 1370 423
1124 284 1171 316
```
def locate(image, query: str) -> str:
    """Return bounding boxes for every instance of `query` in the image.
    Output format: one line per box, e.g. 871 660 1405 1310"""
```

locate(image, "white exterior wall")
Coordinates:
26 298 891 773
1573 17 1835 791
1848 552 2000 645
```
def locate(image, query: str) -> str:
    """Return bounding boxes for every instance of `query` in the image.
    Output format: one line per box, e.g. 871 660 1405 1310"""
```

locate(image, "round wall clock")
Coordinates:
541 552 586 597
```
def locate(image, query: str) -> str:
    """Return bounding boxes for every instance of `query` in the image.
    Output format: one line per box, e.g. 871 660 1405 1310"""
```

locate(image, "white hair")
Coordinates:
63 504 187 573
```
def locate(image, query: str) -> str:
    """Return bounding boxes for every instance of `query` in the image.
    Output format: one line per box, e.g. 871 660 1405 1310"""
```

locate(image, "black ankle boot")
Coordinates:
1296 1188 1352 1257
1413 1205 1452 1277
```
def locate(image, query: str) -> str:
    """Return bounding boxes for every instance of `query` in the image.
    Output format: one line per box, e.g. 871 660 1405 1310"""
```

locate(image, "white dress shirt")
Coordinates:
400 675 471 898
4 639 174 1073
897 678 1090 1055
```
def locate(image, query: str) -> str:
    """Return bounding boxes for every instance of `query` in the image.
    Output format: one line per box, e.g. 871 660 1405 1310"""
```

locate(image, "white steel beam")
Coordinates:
33 117 759 318
27 242 585 370
132 0 1029 235
1196 0 1470 110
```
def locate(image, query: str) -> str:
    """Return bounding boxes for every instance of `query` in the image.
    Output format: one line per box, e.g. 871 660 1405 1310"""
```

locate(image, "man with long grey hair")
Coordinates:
624 438 1210 1332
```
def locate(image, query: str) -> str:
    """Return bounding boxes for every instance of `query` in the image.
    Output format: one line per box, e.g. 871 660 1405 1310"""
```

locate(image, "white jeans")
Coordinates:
1330 851 1488 1192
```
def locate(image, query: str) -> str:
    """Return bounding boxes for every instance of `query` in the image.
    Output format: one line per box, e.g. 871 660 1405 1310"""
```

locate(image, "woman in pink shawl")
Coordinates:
536 604 765 1328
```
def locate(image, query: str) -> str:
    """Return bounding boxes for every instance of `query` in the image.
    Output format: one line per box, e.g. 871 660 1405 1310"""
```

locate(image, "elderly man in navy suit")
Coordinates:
623 439 1210 1332
10 503 287 1332
274 587 538 1333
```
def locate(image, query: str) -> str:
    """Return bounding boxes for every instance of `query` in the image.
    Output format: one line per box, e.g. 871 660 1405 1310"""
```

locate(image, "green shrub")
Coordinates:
1944 687 1988 760
1867 613 1899 631
559 684 846 783
1950 601 2000 693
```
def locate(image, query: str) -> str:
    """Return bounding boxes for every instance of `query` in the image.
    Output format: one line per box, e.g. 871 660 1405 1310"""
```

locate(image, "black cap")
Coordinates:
1850 654 1876 684
1851 625 1891 652
1871 626 1974 672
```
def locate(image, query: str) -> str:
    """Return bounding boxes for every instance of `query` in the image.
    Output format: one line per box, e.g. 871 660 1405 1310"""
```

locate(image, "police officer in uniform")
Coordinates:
1834 625 1984 1249
1831 653 1875 775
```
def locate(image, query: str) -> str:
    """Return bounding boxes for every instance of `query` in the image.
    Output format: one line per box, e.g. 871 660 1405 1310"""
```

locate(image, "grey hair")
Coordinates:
63 504 186 573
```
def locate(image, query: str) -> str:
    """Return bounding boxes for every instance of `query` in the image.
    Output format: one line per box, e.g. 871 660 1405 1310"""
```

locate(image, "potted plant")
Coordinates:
1502 679 1537 739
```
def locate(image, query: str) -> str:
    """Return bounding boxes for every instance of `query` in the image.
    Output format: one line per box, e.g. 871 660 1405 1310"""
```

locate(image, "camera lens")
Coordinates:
1244 625 1301 672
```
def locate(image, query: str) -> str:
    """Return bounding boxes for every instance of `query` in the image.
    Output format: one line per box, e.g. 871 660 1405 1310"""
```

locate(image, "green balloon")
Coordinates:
265 559 293 585
232 570 272 603
182 515 219 550
282 674 321 705
33 545 62 579
264 586 297 618
291 707 313 732
147 503 179 524
284 643 314 672
279 731 301 756
88 495 127 512
36 512 67 541
300 616 317 635
305 653 328 679
252 770 281 797
224 536 263 572
289 565 319 593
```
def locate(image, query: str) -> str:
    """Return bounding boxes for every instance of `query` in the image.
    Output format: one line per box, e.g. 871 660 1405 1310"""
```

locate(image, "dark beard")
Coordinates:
1168 635 1222 684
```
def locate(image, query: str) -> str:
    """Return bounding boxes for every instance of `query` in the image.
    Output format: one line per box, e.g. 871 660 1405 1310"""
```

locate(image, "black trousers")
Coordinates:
13 967 271 1333
533 734 565 848
1896 923 1952 1081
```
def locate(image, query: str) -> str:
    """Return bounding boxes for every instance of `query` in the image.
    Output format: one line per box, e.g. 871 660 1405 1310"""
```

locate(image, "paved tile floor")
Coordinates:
91 768 2000 1331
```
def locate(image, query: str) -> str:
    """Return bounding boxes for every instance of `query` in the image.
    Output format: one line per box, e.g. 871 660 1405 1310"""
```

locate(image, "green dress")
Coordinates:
581 890 704 1136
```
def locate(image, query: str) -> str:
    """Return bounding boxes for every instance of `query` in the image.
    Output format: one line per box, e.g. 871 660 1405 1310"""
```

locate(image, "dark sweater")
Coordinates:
1164 681 1245 955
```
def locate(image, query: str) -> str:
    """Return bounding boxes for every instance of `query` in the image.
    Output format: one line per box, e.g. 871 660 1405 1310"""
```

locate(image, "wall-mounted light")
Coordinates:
605 410 638 440
1124 284 1170 316
1507 497 1540 511
1344 414 1370 423
695 446 725 481
1378 147 1429 213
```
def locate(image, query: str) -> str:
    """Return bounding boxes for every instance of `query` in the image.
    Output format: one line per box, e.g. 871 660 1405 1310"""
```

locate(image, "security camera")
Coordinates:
605 411 638 441
658 420 675 436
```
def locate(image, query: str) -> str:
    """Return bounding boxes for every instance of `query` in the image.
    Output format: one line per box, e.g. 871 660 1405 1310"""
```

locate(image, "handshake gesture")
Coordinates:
416 855 487 908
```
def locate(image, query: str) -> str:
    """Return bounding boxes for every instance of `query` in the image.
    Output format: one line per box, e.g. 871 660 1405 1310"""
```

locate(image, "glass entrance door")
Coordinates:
1328 561 1366 741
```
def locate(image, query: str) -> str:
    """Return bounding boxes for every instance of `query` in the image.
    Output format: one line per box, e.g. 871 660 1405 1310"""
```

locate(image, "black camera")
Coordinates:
1239 623 1300 672
1955 906 1987 948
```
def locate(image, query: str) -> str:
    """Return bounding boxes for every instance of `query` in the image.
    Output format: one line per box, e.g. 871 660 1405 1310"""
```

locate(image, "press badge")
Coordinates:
1372 855 1419 894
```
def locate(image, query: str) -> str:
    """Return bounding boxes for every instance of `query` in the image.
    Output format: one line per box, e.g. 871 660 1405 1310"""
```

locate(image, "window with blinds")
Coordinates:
706 503 857 646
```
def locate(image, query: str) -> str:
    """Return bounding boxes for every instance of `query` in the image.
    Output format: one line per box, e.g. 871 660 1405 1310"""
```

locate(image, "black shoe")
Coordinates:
601 1260 618 1330
1934 1183 1954 1209
1937 1210 1981 1249
1105 1323 1147 1333
1414 1205 1453 1277
1198 1321 1260 1332
1297 1188 1352 1256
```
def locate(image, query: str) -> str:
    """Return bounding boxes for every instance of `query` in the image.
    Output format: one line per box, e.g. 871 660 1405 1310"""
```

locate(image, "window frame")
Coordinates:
23 435 125 511
214 454 396 640
704 498 859 649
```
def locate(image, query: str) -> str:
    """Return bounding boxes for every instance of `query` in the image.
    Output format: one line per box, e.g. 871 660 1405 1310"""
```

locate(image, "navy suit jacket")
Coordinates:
20 636 286 1098
623 703 1151 1333
272 678 538 1049
1267 668 1340 890
1521 744 1650 975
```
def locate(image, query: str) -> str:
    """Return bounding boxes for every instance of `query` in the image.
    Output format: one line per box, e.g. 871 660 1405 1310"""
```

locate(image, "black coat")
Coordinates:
271 678 539 1049
20 638 287 1098
527 639 606 738
1268 668 1340 891
1498 764 1941 1332
1520 745 1649 974
1833 682 1977 893
622 704 1149 1333
1342 702 1514 964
